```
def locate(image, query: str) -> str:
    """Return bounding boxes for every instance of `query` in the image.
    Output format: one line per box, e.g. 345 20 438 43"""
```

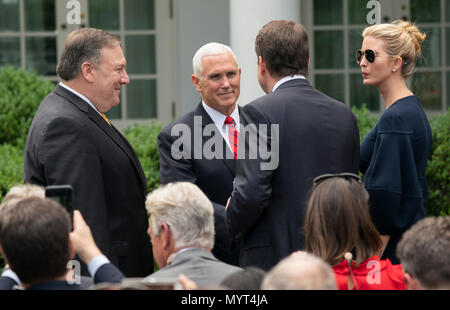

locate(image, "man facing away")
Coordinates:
24 28 153 277
226 20 360 270
70 182 243 287
158 43 242 266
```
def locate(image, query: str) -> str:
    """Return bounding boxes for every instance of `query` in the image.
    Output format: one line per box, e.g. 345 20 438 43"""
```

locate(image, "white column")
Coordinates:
230 0 301 106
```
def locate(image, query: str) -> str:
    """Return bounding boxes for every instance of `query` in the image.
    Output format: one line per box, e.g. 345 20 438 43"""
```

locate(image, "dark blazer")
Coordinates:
0 276 19 290
144 248 242 287
158 103 240 265
226 79 360 270
24 85 153 277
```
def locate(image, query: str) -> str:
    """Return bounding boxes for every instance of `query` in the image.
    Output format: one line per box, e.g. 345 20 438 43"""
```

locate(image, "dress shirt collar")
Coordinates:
59 82 102 117
272 74 306 92
202 101 240 131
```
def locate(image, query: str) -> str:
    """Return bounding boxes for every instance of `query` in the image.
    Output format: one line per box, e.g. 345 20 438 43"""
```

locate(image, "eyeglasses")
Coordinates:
313 172 362 187
356 49 377 64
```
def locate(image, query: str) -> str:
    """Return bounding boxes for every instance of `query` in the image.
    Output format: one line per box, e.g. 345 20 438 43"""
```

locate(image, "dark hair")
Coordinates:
56 28 120 81
305 178 382 266
255 20 309 77
0 197 71 284
396 216 450 289
220 267 266 290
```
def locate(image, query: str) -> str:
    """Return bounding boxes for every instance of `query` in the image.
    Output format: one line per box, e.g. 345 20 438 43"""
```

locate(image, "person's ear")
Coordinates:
404 273 422 290
192 74 202 93
160 222 172 251
392 56 403 73
81 62 96 83
258 56 266 75
68 238 75 260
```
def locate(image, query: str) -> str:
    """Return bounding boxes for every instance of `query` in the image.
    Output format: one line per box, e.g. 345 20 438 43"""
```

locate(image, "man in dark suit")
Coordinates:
24 28 152 277
0 196 123 290
226 20 360 270
158 43 242 265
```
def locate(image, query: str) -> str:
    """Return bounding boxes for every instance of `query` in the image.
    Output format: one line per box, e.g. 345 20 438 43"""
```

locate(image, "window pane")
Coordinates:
348 0 368 25
350 73 379 111
315 74 345 103
447 0 450 21
125 0 155 30
24 0 55 31
417 28 441 68
349 29 364 69
25 37 57 76
313 0 342 25
125 35 156 74
412 72 442 110
314 31 344 69
0 37 20 67
447 72 450 109
127 79 157 118
447 28 450 66
0 0 19 31
106 102 122 120
89 0 119 30
411 0 441 23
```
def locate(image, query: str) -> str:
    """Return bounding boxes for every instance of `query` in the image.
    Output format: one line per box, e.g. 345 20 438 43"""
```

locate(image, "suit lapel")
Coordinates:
54 85 147 190
197 104 236 176
88 109 147 190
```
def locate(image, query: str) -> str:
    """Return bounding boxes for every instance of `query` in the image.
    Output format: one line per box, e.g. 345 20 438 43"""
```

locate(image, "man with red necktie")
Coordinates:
158 42 243 266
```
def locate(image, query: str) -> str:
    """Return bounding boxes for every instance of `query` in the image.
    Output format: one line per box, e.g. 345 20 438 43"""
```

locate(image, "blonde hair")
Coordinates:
362 20 426 78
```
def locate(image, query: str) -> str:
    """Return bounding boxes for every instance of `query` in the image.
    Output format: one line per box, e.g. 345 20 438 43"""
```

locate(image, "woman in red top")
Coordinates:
304 173 407 290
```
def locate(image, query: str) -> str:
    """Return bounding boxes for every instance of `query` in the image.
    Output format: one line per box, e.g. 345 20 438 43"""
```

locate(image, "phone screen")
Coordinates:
45 185 73 230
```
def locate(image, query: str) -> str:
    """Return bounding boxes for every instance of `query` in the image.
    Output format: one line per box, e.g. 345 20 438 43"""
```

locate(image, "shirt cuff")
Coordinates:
88 254 110 277
1 268 21 286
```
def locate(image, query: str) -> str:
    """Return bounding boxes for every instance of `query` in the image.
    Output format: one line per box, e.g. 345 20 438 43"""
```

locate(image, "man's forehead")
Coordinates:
201 53 238 72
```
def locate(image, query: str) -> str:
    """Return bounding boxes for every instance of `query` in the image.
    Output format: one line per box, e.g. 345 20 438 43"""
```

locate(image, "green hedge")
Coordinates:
0 66 55 147
124 122 162 194
425 110 450 216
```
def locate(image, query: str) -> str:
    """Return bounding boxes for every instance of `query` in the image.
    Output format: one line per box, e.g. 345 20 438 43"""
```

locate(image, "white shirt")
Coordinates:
59 82 103 117
272 74 306 93
201 101 240 150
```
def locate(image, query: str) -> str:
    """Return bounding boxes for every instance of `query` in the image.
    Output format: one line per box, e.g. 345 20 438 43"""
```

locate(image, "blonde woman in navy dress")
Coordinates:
358 20 432 264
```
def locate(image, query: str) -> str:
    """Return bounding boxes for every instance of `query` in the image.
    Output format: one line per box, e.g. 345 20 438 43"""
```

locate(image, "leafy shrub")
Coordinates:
124 122 163 194
0 143 24 202
0 66 55 147
352 104 379 142
426 110 450 216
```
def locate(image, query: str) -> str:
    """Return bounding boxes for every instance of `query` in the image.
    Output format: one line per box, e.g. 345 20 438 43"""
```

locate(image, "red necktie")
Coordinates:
224 116 238 159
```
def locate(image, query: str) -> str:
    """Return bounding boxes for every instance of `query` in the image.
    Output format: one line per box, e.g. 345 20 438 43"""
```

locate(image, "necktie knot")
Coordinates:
224 116 235 126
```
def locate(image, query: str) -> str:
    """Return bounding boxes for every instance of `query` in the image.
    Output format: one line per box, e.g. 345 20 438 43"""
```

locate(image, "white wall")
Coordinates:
230 0 301 106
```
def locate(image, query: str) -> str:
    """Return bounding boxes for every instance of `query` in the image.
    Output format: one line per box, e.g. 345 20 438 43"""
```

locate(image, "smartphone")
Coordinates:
45 185 73 229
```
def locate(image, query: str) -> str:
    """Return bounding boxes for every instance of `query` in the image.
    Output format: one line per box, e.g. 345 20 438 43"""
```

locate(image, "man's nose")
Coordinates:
121 70 130 84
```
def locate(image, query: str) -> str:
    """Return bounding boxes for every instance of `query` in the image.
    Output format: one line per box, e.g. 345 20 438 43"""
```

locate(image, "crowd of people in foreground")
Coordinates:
0 181 448 290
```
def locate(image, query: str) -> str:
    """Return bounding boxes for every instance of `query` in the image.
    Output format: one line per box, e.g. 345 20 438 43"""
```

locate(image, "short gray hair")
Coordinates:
145 182 215 250
192 42 238 76
261 251 337 290
0 184 45 212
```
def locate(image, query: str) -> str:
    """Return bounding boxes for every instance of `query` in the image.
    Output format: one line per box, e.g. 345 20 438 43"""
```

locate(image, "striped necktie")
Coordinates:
101 112 111 126
224 116 238 159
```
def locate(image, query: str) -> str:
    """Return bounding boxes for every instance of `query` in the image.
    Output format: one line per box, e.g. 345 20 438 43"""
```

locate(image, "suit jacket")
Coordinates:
158 103 240 265
24 85 153 277
226 79 360 270
144 248 242 287
0 276 19 290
